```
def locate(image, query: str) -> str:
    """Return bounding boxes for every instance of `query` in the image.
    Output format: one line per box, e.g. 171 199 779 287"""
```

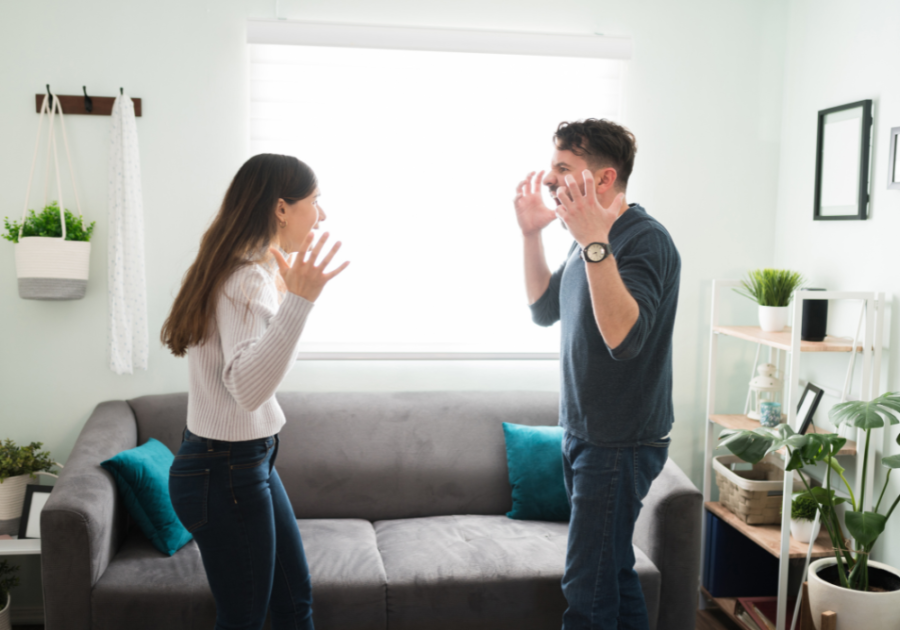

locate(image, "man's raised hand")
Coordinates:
554 171 625 247
514 170 557 237
269 232 349 303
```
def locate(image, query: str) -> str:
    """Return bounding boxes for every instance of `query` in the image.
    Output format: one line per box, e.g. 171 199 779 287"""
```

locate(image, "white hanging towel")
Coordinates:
108 93 148 374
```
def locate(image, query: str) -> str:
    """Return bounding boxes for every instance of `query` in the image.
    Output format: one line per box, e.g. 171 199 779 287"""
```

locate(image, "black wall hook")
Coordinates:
120 87 123 95
46 84 53 110
82 86 93 113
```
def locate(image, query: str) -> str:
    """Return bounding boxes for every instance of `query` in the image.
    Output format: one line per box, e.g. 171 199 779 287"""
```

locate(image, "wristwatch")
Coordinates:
581 242 610 263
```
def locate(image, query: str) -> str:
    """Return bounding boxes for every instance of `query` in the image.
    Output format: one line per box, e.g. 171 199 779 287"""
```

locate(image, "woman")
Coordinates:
161 154 348 630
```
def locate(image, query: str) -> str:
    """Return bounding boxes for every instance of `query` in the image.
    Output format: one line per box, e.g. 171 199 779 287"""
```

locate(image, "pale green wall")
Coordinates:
0 0 788 619
772 0 900 572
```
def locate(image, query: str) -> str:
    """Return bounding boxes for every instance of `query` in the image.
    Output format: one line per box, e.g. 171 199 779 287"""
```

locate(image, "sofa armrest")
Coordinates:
633 458 702 630
41 401 137 630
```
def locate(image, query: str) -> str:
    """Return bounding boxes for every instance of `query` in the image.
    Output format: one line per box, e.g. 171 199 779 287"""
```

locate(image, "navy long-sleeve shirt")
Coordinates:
530 204 680 446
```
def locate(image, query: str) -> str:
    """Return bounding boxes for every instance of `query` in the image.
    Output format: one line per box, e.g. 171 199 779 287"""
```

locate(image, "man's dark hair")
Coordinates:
554 119 637 190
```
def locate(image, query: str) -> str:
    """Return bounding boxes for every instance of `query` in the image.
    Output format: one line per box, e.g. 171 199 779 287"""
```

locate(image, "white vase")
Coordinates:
0 592 10 630
0 475 35 536
758 305 789 332
790 517 820 543
808 558 900 630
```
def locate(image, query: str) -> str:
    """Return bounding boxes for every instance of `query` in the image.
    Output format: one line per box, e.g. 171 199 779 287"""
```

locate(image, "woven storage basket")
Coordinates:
713 455 800 525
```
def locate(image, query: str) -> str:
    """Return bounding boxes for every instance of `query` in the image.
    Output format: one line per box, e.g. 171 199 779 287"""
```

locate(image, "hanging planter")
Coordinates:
4 92 94 300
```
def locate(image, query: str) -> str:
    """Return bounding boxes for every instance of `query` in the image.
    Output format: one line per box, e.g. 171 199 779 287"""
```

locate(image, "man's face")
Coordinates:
542 149 591 206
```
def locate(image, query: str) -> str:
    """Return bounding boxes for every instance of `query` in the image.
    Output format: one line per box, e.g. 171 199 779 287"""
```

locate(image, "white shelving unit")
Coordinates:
701 280 885 630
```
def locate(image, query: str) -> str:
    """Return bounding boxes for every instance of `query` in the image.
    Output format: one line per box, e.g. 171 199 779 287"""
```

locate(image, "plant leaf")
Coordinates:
844 511 886 548
882 454 900 469
718 429 774 464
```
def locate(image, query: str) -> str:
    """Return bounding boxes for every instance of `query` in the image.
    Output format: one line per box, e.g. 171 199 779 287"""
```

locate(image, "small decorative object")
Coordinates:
796 383 824 434
748 364 783 421
0 440 59 536
760 401 782 428
720 391 900 629
4 91 94 300
887 126 900 191
0 559 19 630
17 485 53 539
814 99 873 220
801 288 829 342
789 491 821 543
735 269 805 332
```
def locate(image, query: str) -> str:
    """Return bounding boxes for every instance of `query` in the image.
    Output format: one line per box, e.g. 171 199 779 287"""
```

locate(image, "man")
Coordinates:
514 119 680 630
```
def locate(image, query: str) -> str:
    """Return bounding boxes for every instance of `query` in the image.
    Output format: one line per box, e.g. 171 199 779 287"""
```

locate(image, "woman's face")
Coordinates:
275 188 326 253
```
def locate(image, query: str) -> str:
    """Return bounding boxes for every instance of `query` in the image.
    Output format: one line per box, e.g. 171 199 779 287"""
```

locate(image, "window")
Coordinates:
249 22 629 357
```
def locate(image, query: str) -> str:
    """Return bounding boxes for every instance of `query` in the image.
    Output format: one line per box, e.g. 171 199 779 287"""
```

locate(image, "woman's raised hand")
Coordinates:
269 232 349 303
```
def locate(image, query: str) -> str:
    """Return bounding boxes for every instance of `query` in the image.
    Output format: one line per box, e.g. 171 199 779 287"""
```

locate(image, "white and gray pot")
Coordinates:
0 475 35 536
758 305 789 332
0 592 10 630
808 558 900 629
15 237 90 300
790 517 820 543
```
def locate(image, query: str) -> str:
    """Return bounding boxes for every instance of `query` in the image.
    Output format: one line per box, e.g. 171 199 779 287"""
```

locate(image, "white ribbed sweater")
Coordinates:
186 262 313 441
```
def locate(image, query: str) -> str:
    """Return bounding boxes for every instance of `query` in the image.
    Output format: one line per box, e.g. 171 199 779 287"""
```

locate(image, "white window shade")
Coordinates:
249 24 627 358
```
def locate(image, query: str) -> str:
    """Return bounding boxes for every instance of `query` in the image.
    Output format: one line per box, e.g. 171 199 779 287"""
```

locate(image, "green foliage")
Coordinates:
791 492 819 521
3 201 95 244
719 393 900 592
0 560 19 609
0 440 55 482
734 268 805 307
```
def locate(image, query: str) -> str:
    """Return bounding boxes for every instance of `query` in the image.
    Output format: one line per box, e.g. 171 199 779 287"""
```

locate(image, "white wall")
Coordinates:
0 0 788 618
772 0 900 571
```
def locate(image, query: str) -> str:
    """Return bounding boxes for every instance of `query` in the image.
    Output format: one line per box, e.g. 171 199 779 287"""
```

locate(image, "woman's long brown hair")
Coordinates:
161 154 317 356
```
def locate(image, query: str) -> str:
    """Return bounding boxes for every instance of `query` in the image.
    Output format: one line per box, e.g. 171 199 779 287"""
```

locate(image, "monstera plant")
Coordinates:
719 392 900 592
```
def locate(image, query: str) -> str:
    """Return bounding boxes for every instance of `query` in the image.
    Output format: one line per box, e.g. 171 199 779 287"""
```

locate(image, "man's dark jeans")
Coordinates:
169 427 314 630
561 431 670 630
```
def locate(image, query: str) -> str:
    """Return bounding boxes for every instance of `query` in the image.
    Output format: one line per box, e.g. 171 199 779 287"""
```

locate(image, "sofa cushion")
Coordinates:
91 518 387 630
374 514 661 630
502 422 570 522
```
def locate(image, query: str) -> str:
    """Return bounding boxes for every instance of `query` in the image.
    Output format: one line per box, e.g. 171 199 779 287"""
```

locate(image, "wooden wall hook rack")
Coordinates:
34 88 142 117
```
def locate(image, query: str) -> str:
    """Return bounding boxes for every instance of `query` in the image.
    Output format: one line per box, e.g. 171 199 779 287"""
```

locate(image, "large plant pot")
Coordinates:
14 237 91 300
0 475 35 536
790 517 820 543
0 592 10 630
758 305 789 332
808 558 900 629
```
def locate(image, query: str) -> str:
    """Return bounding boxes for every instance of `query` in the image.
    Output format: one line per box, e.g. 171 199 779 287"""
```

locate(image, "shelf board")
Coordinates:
705 502 836 560
710 414 856 456
700 586 756 630
0 537 41 556
713 326 861 353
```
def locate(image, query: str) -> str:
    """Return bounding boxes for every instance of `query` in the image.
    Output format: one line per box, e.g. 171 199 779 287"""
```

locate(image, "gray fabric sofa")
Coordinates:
41 391 701 630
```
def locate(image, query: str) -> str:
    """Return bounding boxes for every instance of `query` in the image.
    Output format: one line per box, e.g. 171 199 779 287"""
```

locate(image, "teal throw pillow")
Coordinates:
101 438 192 556
502 422 570 522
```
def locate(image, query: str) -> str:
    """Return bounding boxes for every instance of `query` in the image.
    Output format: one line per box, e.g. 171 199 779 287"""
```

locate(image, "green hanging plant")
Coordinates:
3 201 95 244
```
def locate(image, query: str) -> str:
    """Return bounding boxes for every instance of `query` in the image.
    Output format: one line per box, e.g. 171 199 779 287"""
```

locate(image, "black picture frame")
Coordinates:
889 126 900 191
796 383 824 435
17 485 53 539
813 99 873 221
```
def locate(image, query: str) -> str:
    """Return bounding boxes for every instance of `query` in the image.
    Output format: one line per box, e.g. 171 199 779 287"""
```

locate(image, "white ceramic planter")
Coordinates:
14 237 91 300
0 592 10 630
0 475 34 536
790 517 820 543
808 558 900 630
758 305 789 332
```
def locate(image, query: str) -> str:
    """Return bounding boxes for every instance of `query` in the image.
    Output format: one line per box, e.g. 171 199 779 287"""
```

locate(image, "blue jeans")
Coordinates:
561 431 669 630
168 428 314 630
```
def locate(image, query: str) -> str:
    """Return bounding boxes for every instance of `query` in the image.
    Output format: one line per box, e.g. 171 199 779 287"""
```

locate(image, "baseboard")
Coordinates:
11 606 44 625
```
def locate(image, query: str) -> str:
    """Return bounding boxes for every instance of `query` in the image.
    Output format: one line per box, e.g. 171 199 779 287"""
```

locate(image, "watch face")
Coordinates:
586 243 607 261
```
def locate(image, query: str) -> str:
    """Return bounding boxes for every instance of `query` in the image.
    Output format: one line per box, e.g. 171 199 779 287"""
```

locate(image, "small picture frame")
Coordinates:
889 127 900 190
17 485 53 539
796 383 824 435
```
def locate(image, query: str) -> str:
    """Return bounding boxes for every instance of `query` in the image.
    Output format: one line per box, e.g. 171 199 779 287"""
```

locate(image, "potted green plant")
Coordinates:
719 392 900 629
3 202 95 300
735 268 804 332
790 491 821 543
0 560 19 630
0 440 58 535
